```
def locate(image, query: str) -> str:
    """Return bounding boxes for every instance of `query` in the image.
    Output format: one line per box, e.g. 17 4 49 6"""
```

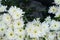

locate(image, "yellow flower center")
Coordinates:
19 35 22 38
19 29 22 32
0 28 4 31
17 22 20 26
33 30 37 34
10 32 14 36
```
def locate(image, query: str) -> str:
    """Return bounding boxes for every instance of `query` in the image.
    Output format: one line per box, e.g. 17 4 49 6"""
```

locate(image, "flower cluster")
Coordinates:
0 6 25 40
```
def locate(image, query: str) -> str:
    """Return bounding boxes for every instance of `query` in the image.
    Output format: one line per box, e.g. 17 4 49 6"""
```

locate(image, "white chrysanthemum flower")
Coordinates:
54 0 60 5
55 11 60 17
14 28 25 35
39 28 46 37
45 32 56 40
12 11 23 19
55 6 60 17
0 5 7 12
32 19 41 27
2 13 12 24
26 26 33 36
45 16 51 24
8 6 25 19
30 27 41 38
5 28 16 40
0 21 7 36
32 38 39 40
48 6 57 14
8 6 18 15
50 20 60 30
0 36 8 40
15 34 25 40
41 22 50 33
26 19 41 38
13 19 24 28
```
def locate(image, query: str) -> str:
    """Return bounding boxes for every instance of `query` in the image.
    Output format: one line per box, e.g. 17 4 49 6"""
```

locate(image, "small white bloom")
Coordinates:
2 13 12 24
50 20 60 30
48 6 57 14
32 19 41 27
14 28 25 35
45 16 51 24
39 28 46 37
31 38 39 40
8 6 18 15
0 5 7 12
5 28 16 40
55 11 60 17
26 26 33 36
0 21 7 36
45 32 56 40
26 19 41 38
54 0 60 5
0 36 8 40
30 27 41 38
55 6 60 17
8 6 25 19
13 19 24 28
42 22 50 33
12 11 23 19
15 34 25 40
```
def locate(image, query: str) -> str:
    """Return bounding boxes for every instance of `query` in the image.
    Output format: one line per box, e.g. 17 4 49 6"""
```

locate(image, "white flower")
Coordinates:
54 0 60 5
13 19 24 28
0 36 8 40
26 19 41 38
32 19 41 27
5 28 16 40
0 21 7 36
0 5 7 12
12 11 23 19
8 6 25 19
2 13 12 24
55 6 60 17
15 34 25 40
31 38 39 40
30 27 41 38
26 26 33 36
45 32 56 40
50 20 60 30
39 28 46 37
14 28 25 35
55 11 60 17
41 22 50 33
8 6 18 15
48 6 57 14
45 16 51 24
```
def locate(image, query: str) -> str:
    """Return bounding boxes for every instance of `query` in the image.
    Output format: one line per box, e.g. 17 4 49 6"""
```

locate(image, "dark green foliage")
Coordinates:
1 0 54 22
